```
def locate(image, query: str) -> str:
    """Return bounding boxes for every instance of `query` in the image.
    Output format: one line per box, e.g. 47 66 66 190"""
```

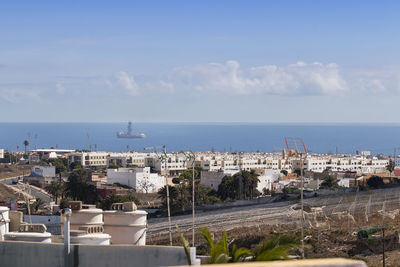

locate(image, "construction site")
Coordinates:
147 186 400 266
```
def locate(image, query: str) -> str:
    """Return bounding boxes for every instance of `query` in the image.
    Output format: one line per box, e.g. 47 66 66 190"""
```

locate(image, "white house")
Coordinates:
257 169 281 193
107 167 165 193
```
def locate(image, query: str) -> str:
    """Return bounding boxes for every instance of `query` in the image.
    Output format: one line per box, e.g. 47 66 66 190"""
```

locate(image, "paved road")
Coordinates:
0 178 52 203
147 187 400 237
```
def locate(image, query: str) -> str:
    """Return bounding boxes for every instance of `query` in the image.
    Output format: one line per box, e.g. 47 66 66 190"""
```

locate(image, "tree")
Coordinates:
69 161 82 171
252 235 299 261
138 178 155 194
45 181 64 204
198 227 298 263
280 170 288 176
23 140 29 154
217 175 238 201
367 175 385 189
64 168 100 204
200 227 230 264
4 152 16 164
217 170 260 201
319 175 339 189
158 167 220 215
386 160 395 177
49 158 68 182
108 164 120 169
158 185 180 214
263 188 271 196
99 194 139 210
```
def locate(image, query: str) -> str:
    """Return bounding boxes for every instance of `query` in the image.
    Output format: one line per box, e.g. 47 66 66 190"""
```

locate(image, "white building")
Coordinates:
24 166 57 186
107 167 165 193
145 153 188 176
257 169 281 193
200 171 225 191
68 151 109 167
0 149 4 159
108 152 146 167
292 156 388 174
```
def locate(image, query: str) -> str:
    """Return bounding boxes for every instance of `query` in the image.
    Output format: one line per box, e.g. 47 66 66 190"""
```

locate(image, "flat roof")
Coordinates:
30 149 75 153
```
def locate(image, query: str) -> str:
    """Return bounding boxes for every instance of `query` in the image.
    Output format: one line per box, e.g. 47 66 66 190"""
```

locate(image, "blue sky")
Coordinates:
1 0 400 123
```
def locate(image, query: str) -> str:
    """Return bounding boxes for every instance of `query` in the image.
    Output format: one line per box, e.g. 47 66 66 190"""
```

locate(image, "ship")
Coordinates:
117 122 146 139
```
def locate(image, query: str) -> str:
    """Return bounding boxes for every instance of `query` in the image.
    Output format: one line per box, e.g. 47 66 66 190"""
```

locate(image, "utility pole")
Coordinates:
190 152 196 247
181 150 196 246
382 193 386 267
238 152 243 200
300 152 305 259
163 145 173 246
144 145 173 246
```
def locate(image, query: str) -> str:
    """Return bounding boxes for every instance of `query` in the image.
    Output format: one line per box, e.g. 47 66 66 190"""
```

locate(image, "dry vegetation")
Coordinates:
0 164 31 180
147 186 400 266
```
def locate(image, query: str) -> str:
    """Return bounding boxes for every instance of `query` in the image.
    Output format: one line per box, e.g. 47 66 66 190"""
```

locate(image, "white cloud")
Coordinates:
56 83 65 94
159 81 175 94
169 60 348 96
1 89 41 103
115 71 140 95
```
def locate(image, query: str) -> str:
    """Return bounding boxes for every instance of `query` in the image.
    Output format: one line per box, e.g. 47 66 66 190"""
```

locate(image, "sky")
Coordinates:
1 0 400 123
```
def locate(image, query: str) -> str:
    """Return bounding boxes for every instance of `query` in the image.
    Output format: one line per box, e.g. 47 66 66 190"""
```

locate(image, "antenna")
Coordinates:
34 133 38 150
86 133 90 151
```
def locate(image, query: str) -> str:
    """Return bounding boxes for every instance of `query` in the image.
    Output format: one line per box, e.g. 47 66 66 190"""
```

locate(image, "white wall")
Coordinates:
257 169 281 193
107 167 164 193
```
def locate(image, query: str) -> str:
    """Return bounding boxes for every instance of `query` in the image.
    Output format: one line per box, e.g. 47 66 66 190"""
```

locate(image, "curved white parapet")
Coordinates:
4 232 52 243
103 225 146 245
0 207 10 241
68 233 111 245
103 210 147 225
61 208 104 231
103 210 147 245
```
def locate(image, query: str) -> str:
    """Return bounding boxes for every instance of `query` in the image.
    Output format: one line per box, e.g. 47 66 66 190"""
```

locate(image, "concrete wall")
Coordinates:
0 240 189 267
23 215 61 235
200 171 225 191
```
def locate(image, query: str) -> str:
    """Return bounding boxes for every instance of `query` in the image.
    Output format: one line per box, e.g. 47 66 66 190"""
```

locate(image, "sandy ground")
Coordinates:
147 187 400 266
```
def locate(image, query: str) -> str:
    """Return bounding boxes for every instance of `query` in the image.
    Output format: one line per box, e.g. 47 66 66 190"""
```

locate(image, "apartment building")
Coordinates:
68 151 109 167
108 152 146 167
292 156 388 174
145 153 188 176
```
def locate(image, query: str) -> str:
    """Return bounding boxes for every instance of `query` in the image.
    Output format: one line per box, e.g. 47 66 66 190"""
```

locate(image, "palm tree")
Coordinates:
23 140 29 154
252 235 299 261
45 182 63 204
198 227 298 263
199 227 230 264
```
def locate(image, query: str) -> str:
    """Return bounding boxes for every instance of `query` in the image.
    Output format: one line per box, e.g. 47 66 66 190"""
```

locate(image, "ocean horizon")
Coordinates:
0 122 399 155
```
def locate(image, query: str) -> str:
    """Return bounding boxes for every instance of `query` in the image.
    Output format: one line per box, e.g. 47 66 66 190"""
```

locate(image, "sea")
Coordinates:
0 122 399 155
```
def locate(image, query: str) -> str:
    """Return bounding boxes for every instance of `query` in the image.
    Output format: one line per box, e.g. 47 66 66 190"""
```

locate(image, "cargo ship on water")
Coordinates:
117 122 146 139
